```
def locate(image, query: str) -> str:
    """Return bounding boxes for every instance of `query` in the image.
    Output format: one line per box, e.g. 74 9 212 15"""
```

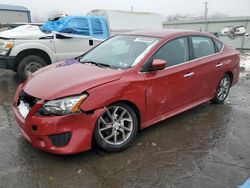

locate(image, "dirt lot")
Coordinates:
0 69 250 188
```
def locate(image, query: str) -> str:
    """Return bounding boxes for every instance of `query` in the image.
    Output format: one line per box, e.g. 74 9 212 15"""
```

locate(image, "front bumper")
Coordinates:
0 55 15 70
13 86 103 154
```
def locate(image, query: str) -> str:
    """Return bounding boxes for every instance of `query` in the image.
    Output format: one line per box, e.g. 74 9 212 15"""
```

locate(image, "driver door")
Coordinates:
143 37 194 123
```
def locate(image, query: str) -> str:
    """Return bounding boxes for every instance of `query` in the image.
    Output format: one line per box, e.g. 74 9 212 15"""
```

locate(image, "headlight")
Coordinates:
0 40 13 56
37 93 88 116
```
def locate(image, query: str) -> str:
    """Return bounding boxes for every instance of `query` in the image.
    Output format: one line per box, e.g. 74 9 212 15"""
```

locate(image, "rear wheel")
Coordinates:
211 74 231 104
93 103 138 152
17 55 47 81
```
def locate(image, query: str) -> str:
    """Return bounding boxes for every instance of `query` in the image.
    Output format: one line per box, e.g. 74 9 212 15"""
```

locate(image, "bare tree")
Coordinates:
166 12 228 22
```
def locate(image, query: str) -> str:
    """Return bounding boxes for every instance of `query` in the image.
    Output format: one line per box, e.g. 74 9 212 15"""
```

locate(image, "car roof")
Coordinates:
123 29 212 38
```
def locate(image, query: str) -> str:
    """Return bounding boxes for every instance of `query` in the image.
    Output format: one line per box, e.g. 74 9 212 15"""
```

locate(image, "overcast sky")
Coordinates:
1 0 250 20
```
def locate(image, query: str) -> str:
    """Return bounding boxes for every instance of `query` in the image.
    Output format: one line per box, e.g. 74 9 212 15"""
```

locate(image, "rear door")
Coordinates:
189 36 225 102
144 37 194 122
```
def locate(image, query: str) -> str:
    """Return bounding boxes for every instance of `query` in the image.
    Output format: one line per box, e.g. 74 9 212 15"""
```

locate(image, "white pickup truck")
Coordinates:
0 9 163 80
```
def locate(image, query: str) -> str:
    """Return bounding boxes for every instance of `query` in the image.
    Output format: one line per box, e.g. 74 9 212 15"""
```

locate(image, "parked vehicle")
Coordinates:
13 30 240 154
0 16 108 81
221 25 248 39
0 10 163 81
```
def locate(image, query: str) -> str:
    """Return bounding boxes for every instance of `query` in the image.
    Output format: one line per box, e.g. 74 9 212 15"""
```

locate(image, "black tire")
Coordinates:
93 102 138 152
211 74 231 104
17 55 47 81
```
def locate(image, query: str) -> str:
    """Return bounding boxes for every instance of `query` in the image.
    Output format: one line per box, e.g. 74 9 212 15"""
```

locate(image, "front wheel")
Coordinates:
211 74 231 104
17 55 47 81
93 103 138 152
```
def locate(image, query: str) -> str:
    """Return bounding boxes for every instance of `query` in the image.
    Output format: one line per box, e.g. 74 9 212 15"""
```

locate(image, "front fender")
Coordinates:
80 77 146 126
10 40 57 63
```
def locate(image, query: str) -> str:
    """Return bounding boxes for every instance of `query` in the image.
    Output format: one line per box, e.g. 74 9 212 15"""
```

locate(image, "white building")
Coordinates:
0 4 31 24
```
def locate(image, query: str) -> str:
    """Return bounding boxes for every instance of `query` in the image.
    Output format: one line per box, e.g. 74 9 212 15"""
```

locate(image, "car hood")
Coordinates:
0 25 48 39
23 59 124 100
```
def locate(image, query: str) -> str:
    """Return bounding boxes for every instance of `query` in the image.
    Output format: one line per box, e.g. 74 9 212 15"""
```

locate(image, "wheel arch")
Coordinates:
14 49 52 71
224 71 234 85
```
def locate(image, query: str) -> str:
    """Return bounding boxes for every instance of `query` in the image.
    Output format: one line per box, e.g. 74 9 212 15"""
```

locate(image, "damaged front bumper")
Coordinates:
13 84 103 154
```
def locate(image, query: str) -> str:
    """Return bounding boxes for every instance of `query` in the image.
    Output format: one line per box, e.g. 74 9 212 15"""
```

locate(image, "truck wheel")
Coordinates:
17 55 47 81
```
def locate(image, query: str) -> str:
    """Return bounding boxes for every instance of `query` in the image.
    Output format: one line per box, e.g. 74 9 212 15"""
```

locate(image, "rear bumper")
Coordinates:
0 55 15 70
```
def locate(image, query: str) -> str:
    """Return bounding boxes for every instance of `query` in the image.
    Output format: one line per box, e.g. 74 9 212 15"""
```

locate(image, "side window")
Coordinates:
91 18 103 35
214 39 223 52
191 36 215 58
153 37 189 67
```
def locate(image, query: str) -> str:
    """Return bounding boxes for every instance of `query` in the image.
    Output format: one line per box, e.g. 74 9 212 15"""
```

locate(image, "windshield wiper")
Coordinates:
81 61 110 68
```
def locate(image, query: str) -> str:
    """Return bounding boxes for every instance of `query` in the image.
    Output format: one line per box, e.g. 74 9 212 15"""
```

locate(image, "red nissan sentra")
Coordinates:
13 30 240 154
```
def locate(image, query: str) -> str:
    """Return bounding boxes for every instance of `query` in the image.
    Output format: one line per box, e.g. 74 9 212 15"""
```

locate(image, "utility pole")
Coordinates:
204 1 208 20
203 1 209 31
131 6 134 12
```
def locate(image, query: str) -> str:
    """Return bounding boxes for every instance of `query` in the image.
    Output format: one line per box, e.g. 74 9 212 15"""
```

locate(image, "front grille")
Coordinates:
18 91 40 108
49 132 72 147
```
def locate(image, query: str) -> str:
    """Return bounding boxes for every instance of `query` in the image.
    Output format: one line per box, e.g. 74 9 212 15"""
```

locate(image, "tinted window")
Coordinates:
152 37 189 67
192 36 215 58
214 39 223 52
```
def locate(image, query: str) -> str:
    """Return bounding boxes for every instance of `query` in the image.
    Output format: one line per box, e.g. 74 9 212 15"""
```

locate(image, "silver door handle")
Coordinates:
184 72 194 78
216 63 223 68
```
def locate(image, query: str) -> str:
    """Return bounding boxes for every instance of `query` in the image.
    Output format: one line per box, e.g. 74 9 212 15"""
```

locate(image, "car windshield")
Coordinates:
80 35 160 69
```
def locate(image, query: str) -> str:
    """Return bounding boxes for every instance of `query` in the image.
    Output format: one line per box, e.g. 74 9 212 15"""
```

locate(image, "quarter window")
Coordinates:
191 36 215 58
214 39 223 52
152 37 189 67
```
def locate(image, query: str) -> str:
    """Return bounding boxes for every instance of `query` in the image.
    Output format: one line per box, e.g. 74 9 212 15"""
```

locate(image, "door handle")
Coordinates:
183 72 194 78
216 63 223 68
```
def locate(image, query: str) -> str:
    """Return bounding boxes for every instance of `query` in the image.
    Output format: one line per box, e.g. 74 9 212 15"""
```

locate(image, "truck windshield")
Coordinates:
80 35 159 69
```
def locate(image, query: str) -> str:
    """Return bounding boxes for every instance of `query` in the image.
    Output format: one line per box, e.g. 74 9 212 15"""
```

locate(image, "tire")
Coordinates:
93 102 138 152
17 55 47 81
211 74 231 104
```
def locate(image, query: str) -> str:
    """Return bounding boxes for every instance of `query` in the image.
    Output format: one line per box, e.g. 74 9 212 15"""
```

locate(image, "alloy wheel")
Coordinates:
217 76 230 101
97 106 133 145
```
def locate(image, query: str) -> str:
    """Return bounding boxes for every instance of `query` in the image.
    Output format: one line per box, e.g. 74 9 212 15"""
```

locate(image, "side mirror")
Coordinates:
152 59 166 71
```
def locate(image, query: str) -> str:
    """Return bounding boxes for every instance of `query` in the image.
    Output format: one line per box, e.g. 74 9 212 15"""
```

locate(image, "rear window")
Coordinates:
191 36 215 59
91 18 103 35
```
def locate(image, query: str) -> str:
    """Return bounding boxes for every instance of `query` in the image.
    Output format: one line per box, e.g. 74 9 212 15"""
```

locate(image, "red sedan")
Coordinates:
13 30 240 154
